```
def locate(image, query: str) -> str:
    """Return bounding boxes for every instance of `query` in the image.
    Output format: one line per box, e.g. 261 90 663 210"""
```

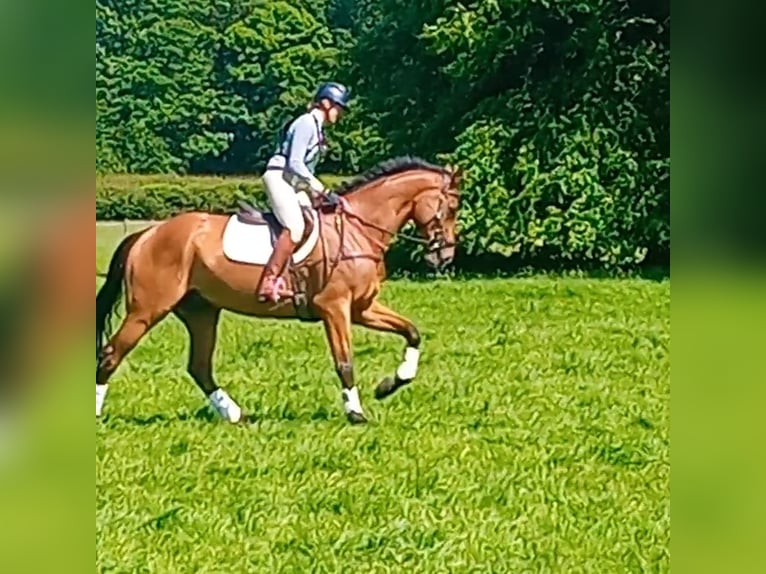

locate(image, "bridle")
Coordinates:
417 173 460 258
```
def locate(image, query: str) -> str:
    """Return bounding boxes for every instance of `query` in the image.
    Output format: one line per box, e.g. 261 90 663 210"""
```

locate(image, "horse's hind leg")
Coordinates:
96 275 186 417
96 308 169 416
172 292 243 424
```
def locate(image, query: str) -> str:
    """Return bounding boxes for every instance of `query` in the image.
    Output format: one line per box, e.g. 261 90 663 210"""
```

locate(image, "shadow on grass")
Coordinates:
99 403 351 428
384 242 670 282
99 406 217 427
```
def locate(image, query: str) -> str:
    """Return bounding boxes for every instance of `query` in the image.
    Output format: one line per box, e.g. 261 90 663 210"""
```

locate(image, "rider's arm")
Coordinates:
286 115 325 194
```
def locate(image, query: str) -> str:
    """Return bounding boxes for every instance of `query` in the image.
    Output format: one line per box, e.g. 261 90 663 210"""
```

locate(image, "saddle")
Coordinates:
236 200 315 248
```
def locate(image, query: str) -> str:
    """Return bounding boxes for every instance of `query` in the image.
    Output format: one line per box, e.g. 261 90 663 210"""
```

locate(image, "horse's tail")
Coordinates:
96 229 148 363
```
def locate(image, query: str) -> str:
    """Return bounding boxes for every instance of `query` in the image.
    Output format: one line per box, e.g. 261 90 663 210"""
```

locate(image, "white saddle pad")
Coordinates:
221 208 320 266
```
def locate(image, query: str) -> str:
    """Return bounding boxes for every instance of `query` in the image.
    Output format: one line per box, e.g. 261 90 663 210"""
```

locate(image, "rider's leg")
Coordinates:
257 171 305 302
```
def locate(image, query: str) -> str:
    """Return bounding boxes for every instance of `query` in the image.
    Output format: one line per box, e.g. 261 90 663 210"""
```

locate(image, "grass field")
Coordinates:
96 223 670 573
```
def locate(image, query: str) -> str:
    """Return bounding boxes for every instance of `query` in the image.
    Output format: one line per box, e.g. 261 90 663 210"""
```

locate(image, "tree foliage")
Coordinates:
96 0 669 270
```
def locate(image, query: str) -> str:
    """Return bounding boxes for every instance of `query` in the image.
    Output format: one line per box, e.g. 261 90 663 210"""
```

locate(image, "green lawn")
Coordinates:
96 223 670 573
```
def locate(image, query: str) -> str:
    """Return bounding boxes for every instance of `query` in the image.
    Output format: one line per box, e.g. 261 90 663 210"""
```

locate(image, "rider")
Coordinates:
256 81 350 303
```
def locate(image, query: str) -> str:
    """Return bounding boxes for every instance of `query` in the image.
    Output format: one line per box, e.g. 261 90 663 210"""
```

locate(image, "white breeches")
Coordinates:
262 170 311 243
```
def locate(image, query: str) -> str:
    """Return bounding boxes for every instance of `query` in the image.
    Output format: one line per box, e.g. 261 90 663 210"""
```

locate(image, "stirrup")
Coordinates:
258 275 293 303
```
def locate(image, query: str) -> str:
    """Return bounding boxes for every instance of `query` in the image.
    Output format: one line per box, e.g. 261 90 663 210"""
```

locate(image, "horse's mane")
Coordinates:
335 155 448 196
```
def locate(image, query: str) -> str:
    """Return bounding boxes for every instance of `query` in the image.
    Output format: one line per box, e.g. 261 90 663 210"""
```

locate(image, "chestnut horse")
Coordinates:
96 157 461 424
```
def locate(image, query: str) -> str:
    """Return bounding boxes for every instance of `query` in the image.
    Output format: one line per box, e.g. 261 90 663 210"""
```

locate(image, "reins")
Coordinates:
340 202 429 247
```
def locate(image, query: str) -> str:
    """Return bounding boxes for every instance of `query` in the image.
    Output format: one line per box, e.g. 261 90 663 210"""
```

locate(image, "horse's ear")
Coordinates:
449 165 463 186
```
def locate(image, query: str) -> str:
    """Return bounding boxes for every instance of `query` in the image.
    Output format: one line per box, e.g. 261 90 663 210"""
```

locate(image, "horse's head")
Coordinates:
331 157 463 269
410 165 462 270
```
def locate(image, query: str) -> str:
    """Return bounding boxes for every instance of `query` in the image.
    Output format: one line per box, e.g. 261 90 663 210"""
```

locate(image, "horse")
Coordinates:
95 156 461 424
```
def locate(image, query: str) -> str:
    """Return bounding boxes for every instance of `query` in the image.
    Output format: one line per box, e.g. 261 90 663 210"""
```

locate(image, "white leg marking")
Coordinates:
208 388 242 423
342 386 364 415
396 347 420 380
96 384 109 417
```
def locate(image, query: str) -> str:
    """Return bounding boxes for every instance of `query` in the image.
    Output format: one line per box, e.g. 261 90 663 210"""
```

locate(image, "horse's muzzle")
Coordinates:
425 247 455 270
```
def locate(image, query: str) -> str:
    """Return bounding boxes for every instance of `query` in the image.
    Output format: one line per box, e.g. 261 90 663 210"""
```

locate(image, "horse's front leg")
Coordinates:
316 301 367 424
352 300 421 400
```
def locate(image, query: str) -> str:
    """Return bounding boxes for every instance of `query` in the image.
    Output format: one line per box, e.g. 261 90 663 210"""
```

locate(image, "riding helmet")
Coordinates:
314 82 351 109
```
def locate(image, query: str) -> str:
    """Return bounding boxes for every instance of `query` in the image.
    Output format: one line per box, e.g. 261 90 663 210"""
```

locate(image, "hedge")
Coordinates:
96 174 350 221
96 173 438 275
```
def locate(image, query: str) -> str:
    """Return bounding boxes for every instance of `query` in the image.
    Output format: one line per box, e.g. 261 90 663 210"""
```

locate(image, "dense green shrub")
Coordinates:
448 117 668 270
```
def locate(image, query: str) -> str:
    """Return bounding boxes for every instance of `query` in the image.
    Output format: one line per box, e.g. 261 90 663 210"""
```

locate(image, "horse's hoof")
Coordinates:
236 413 255 425
375 377 395 400
346 411 368 425
375 376 409 400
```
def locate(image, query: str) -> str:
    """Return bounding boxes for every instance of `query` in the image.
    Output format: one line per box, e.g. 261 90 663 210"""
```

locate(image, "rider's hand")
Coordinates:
309 189 325 208
310 187 340 208
324 191 341 206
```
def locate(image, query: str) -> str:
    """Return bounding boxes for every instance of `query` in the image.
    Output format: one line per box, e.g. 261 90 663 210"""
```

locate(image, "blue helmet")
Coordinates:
314 82 351 109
